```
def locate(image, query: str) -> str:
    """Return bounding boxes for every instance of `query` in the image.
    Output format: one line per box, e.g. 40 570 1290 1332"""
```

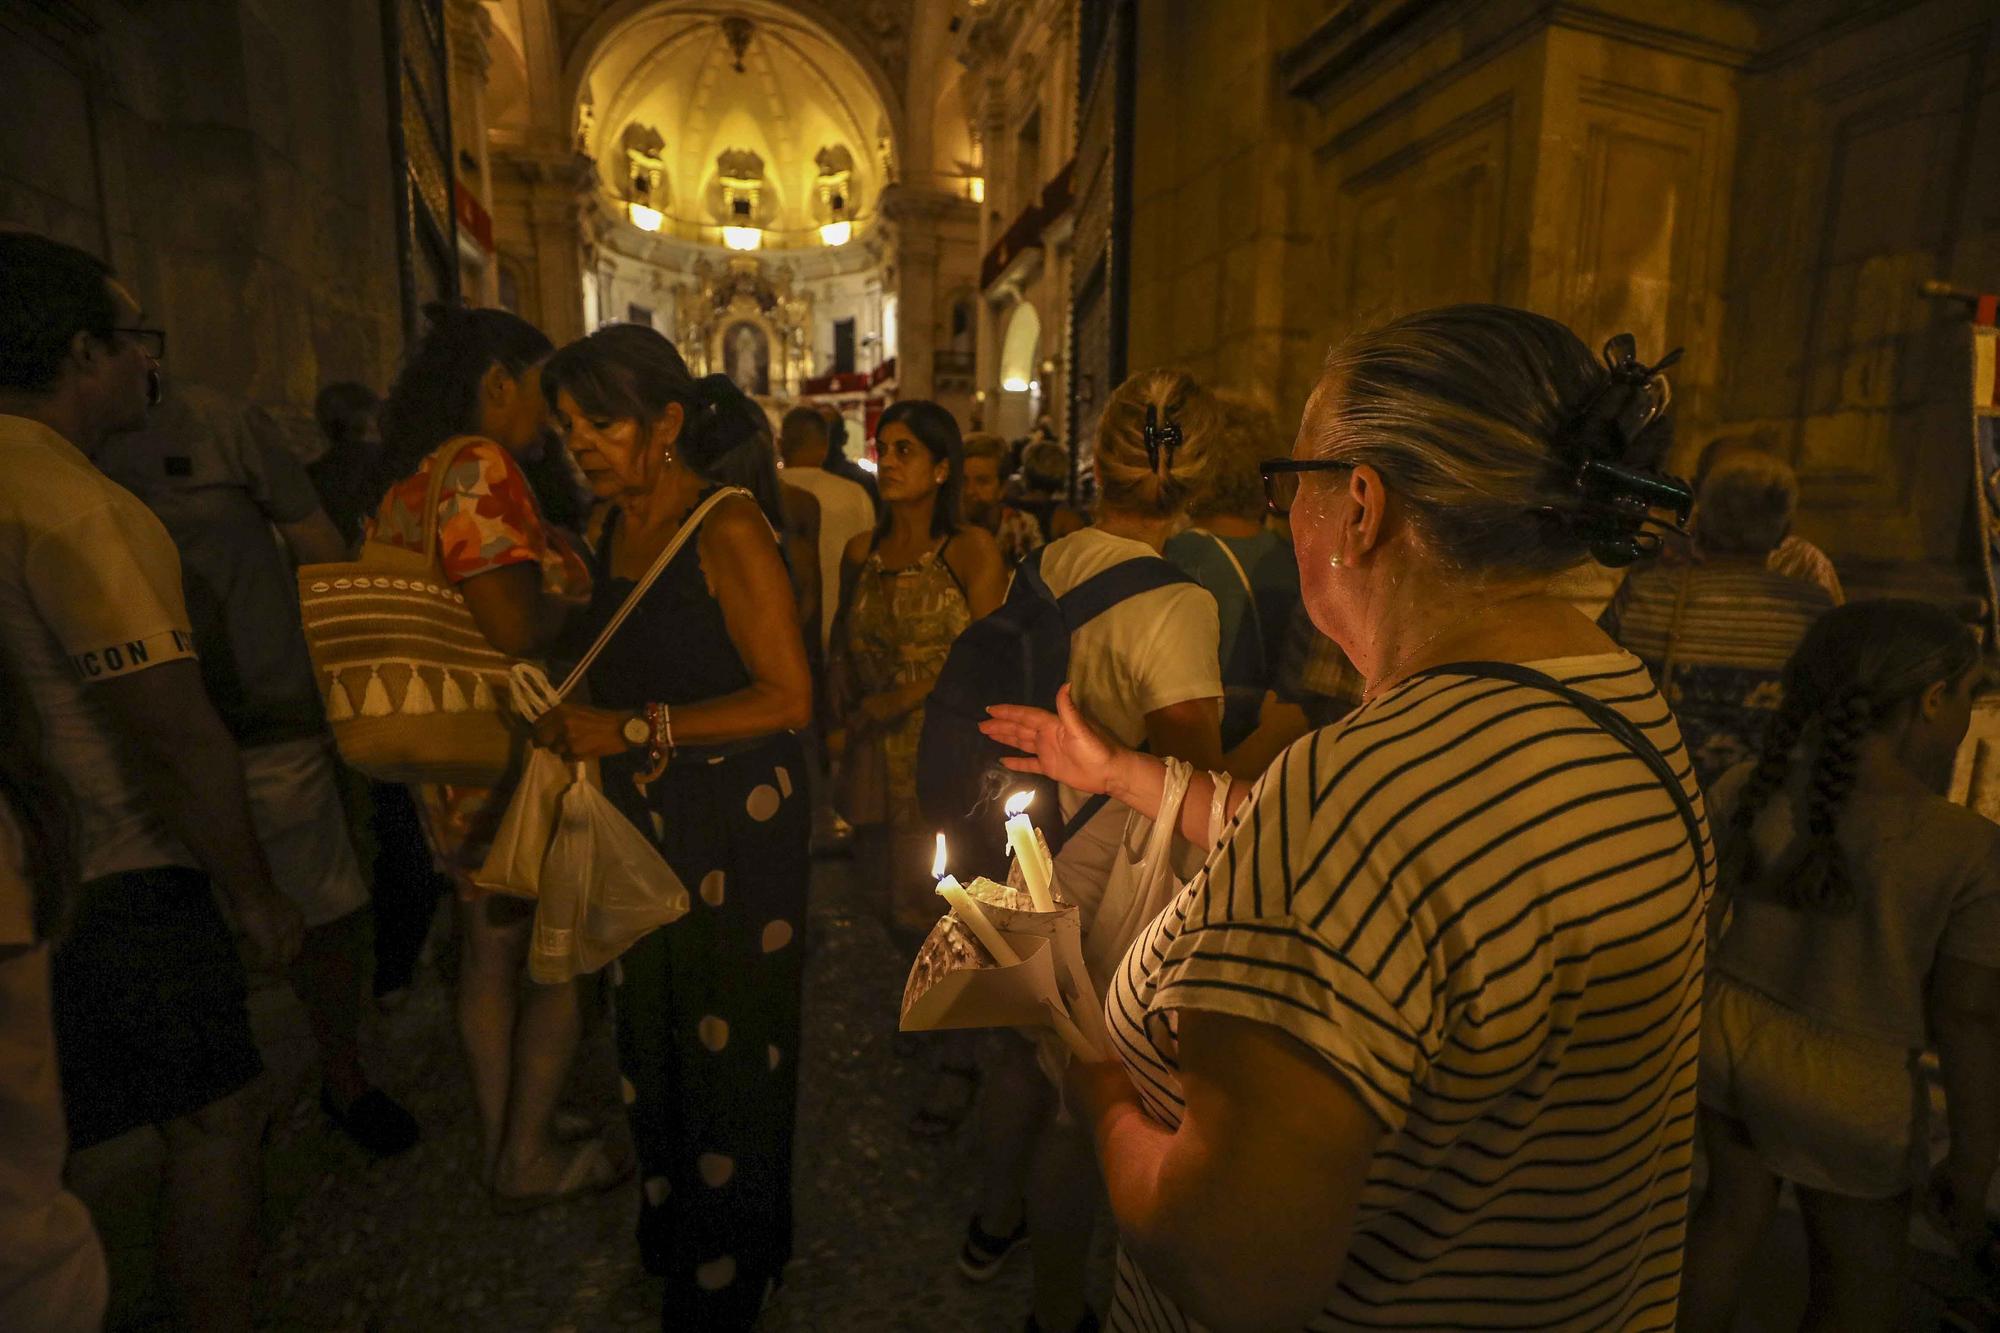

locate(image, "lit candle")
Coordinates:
933 833 1020 966
1004 790 1057 912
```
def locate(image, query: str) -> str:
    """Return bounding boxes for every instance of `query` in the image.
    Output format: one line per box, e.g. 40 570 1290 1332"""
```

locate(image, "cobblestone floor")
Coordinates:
88 847 1986 1332
248 852 1098 1332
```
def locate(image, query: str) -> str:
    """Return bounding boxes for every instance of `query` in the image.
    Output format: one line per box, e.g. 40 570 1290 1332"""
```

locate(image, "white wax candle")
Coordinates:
937 876 1021 966
1005 813 1056 912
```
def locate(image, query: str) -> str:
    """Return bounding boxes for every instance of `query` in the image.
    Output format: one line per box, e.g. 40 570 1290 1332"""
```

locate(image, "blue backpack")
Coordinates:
916 548 1195 880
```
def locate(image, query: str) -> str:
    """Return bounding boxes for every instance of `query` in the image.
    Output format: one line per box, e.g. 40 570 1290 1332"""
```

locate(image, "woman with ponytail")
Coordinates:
955 370 1226 1333
1682 600 2000 1331
367 305 603 1204
533 325 812 1331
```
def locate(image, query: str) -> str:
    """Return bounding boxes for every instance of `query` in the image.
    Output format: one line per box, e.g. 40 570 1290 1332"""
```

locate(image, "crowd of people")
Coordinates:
3 222 1999 1333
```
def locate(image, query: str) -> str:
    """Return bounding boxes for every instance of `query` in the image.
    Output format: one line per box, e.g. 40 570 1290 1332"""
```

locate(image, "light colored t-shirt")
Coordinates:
1711 761 2000 1048
1107 652 1710 1331
780 464 874 652
0 806 109 1332
0 414 197 880
1038 527 1221 910
96 384 327 745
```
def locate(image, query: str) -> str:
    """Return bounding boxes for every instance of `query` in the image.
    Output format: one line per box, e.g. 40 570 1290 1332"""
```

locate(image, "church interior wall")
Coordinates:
0 0 405 455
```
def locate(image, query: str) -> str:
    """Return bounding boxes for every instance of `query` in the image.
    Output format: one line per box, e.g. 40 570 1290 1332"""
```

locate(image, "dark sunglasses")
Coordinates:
1259 458 1354 517
110 327 166 359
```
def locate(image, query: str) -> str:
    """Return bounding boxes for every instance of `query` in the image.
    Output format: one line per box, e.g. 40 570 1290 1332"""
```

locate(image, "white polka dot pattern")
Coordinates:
700 870 726 906
760 920 793 953
695 1256 736 1290
697 1153 735 1187
699 1016 729 1051
745 784 781 821
644 1176 670 1205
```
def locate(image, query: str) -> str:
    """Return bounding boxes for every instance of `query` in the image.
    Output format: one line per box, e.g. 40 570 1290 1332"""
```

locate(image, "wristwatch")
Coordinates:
621 713 652 748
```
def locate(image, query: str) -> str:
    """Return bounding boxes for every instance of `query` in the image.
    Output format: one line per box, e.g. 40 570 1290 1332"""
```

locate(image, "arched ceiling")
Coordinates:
579 2 894 241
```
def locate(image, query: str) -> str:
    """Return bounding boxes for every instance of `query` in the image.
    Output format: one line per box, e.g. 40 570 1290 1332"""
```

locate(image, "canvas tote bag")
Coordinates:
297 437 529 786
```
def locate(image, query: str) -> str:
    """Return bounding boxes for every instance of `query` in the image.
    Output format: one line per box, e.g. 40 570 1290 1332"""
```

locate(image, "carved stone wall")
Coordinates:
1111 0 2000 598
0 0 406 449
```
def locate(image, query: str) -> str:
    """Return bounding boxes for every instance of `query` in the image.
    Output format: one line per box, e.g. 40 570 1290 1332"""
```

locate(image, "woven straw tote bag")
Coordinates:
296 437 533 785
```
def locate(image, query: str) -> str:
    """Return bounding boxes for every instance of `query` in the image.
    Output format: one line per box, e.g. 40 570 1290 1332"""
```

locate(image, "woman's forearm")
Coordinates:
1104 750 1252 850
664 680 812 747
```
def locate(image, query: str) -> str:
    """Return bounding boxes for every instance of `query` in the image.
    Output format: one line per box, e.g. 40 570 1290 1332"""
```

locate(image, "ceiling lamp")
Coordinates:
628 202 663 233
819 221 852 247
1002 376 1030 392
722 226 763 252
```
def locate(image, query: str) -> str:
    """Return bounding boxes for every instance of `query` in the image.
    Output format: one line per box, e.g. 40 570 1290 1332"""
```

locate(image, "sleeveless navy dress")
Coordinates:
577 495 809 1329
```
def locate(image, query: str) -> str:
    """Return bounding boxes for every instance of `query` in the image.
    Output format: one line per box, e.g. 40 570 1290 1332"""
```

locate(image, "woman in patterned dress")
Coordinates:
831 400 1005 1135
365 305 612 1205
532 325 813 1331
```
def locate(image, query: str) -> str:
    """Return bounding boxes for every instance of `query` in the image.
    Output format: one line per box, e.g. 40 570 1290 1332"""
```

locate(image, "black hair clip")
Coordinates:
1563 333 1684 463
1546 334 1694 567
1143 402 1183 473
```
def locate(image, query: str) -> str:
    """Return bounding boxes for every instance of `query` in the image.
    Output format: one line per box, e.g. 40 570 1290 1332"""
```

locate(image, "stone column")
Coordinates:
493 146 592 345
444 0 498 304
883 185 946 400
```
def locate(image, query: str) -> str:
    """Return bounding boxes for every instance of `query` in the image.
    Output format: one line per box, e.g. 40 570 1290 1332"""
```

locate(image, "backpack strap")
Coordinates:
1417 660 1707 886
1010 548 1189 849
1051 554 1197 629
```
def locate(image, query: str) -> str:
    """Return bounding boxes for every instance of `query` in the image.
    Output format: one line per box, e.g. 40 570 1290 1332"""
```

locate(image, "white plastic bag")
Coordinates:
1081 758 1201 995
528 774 689 984
473 747 573 899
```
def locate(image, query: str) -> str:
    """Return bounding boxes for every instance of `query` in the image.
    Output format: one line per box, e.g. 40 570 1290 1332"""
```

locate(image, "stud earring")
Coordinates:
1328 554 1343 569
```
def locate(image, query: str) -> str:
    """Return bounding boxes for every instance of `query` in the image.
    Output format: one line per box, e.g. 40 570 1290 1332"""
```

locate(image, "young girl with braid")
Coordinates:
1681 600 2000 1331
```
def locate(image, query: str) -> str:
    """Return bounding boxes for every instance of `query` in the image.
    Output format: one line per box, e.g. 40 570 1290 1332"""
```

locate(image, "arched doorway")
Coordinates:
993 301 1042 440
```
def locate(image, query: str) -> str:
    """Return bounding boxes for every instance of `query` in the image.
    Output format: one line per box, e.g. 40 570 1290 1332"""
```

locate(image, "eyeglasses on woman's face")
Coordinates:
1259 458 1354 517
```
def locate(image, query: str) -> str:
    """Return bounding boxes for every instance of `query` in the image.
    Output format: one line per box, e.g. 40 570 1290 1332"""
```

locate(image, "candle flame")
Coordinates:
1005 790 1034 817
932 831 948 879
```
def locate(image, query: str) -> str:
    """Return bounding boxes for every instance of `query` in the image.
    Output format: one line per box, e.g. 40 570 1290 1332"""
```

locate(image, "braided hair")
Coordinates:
1720 599 1978 912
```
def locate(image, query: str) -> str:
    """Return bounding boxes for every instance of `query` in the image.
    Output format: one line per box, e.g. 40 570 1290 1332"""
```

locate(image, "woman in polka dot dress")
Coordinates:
532 326 813 1330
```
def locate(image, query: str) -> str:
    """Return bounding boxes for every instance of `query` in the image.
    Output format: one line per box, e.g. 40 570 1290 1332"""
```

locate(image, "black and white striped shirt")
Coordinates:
1106 653 1711 1331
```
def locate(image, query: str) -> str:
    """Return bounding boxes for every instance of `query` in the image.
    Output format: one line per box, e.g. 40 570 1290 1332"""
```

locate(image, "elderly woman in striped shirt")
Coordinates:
985 306 1712 1332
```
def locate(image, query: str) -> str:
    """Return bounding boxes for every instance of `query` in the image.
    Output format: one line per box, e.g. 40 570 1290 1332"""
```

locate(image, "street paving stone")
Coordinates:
252 854 1105 1331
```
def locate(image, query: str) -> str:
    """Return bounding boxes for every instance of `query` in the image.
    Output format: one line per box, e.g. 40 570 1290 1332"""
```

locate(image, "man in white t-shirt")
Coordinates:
0 231 304 1333
778 406 875 654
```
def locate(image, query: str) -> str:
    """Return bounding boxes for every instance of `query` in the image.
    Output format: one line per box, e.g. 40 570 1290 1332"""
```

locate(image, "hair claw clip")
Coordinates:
1143 402 1183 474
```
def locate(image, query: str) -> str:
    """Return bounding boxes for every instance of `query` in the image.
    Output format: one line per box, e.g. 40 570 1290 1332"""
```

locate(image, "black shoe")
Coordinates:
321 1086 420 1157
1024 1312 1098 1333
958 1212 1029 1282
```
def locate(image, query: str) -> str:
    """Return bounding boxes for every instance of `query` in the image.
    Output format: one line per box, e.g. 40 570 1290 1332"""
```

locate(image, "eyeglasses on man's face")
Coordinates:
110 327 166 359
1259 458 1355 517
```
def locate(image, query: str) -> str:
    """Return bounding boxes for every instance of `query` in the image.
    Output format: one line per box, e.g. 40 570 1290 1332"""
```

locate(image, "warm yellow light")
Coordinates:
1002 376 1030 392
932 832 948 879
1005 790 1034 817
818 220 852 247
628 202 663 232
968 176 986 203
722 226 762 251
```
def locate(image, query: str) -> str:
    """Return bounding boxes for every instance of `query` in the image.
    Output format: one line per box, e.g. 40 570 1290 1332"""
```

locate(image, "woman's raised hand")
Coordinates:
981 684 1123 797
